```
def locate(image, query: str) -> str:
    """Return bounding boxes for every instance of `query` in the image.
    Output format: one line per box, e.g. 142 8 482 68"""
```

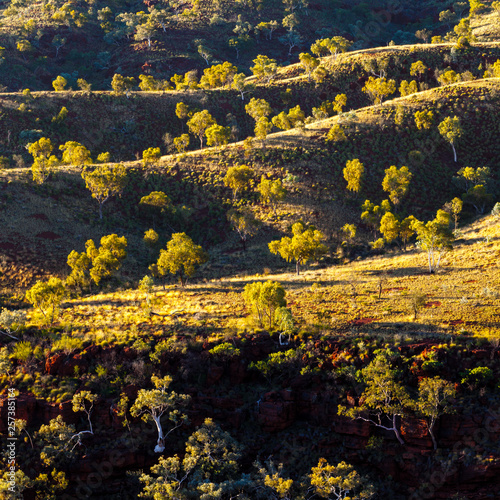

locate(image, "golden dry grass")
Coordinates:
472 2 500 41
1 79 499 292
48 213 500 346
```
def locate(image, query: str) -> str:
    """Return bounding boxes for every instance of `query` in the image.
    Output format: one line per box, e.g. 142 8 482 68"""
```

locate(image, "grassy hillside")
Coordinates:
57 212 500 349
1 2 500 498
1 77 499 294
0 0 498 94
0 0 446 91
1 211 499 498
1 41 500 165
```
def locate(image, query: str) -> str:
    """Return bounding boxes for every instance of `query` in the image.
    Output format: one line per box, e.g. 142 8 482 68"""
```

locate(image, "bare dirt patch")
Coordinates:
36 231 62 240
28 213 49 221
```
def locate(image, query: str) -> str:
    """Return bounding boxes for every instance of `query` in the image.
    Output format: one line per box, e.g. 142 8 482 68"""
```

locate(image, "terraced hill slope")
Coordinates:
1 76 499 292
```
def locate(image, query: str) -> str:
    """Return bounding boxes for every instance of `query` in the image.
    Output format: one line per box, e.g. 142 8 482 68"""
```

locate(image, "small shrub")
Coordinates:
249 349 301 383
491 202 500 218
149 340 169 363
52 335 83 354
131 338 150 354
209 342 240 359
11 341 33 362
461 366 493 388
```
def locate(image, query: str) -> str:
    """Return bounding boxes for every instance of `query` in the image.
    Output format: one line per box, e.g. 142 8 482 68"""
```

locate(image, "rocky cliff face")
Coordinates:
2 337 500 499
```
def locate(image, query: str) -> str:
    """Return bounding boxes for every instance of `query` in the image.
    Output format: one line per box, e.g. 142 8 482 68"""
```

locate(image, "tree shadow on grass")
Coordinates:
360 265 482 278
347 321 450 339
64 297 140 308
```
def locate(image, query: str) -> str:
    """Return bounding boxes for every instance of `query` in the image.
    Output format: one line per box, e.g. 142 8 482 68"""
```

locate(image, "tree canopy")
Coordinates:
187 110 216 148
26 277 66 324
411 209 454 273
224 165 254 199
28 137 59 184
250 54 278 83
438 116 462 162
258 176 287 214
343 159 364 195
81 164 127 219
243 280 286 328
130 375 190 453
227 208 261 251
268 222 327 275
338 352 411 445
156 233 208 286
382 165 412 206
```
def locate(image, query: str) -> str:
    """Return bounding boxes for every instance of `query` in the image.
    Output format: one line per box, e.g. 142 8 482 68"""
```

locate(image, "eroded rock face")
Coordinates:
0 393 37 432
4 337 500 499
206 364 224 386
45 351 89 376
400 417 433 448
258 390 296 432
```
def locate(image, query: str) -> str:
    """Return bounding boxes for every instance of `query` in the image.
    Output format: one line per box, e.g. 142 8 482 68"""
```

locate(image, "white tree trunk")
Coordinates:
392 414 404 445
451 142 457 162
153 415 165 453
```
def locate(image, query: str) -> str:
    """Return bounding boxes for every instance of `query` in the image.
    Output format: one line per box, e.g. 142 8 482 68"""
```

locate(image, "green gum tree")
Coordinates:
52 75 67 91
382 165 412 207
410 60 427 80
272 105 305 131
81 164 127 219
333 93 347 114
309 458 375 499
299 52 319 81
66 250 92 291
416 377 456 450
139 418 245 497
361 199 391 238
223 165 254 199
326 124 346 142
70 391 98 448
258 176 287 215
444 197 463 232
156 233 208 286
28 137 59 184
257 460 294 499
343 159 364 197
175 102 189 131
379 212 400 245
438 116 462 162
414 110 434 130
269 222 327 275
142 147 161 173
411 209 454 273
86 234 128 285
362 76 396 104
186 110 216 149
310 36 352 61
232 73 254 100
338 353 411 445
250 54 278 83
26 278 66 324
130 375 190 453
111 74 135 97
245 97 272 122
205 124 231 149
173 134 190 154
274 306 294 345
243 280 286 328
227 208 261 251
67 234 127 290
59 141 92 168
